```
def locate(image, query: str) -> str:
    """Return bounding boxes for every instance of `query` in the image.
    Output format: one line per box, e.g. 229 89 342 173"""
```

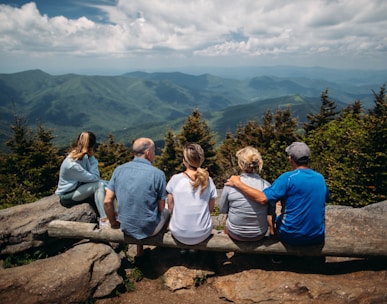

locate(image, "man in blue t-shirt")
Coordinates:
104 137 170 257
226 142 329 246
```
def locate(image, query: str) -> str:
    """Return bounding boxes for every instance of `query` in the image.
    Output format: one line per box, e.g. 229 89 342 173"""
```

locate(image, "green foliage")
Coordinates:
0 116 61 209
193 272 207 287
120 267 144 293
364 85 387 201
0 86 386 210
130 267 144 282
3 249 48 268
307 99 380 206
155 129 180 181
215 108 299 184
157 109 219 182
96 134 133 180
303 89 340 136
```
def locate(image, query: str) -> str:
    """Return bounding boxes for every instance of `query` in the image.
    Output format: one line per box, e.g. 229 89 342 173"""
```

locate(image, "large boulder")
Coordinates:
0 242 122 303
0 195 96 255
325 200 387 240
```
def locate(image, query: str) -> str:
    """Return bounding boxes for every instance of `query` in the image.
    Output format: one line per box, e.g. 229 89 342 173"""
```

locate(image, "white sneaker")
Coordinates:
98 218 110 229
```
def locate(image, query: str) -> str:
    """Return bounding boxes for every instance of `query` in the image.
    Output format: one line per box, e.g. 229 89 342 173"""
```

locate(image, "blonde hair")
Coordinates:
236 146 263 173
69 131 96 160
183 143 209 194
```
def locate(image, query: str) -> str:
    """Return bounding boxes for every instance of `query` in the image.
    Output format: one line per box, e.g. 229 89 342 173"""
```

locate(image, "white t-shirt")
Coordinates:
166 172 217 245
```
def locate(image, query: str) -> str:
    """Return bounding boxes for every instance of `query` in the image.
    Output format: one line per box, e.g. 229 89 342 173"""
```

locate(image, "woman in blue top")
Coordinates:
55 131 108 226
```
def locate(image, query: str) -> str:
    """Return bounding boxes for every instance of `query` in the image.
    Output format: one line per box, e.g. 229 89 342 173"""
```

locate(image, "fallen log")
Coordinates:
47 220 387 258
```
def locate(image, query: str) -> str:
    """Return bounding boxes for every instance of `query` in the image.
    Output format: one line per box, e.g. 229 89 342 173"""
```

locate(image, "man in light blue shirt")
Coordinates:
226 142 329 246
104 137 169 257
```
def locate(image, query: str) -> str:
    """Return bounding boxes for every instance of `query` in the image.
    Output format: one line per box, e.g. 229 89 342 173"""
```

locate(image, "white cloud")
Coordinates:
0 0 386 73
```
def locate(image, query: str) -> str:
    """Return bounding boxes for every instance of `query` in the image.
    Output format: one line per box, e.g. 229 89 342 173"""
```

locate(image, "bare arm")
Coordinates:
167 193 174 213
208 198 215 213
225 175 268 205
104 188 120 229
157 199 166 212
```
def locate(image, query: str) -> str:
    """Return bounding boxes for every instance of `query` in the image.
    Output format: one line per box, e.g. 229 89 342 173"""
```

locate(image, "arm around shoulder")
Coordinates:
225 175 268 205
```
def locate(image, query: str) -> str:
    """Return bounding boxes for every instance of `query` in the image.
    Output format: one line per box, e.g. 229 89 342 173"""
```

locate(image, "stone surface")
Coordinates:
0 195 96 255
0 242 122 303
213 267 387 304
164 266 215 291
1 197 386 304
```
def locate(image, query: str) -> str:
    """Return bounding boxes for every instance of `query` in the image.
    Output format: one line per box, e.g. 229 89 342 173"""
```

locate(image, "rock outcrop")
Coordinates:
0 195 96 255
0 196 386 303
0 242 122 303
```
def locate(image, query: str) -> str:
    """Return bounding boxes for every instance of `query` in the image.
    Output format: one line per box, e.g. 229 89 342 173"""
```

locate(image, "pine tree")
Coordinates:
155 129 180 181
307 101 378 206
216 108 299 184
364 85 387 202
96 134 132 180
0 116 61 208
260 108 300 182
303 89 340 135
215 131 239 185
176 109 218 178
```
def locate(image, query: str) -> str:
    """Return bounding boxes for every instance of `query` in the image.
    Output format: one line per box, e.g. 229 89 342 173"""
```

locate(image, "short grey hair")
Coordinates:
132 138 154 156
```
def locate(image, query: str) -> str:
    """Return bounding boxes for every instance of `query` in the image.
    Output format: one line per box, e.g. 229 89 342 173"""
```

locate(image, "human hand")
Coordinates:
224 175 241 187
87 148 94 157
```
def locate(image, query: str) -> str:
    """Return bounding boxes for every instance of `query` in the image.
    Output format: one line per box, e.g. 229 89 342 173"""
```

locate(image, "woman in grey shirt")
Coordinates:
220 146 271 241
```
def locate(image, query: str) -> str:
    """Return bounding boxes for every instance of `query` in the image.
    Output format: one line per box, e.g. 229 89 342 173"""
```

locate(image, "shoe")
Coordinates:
98 218 110 229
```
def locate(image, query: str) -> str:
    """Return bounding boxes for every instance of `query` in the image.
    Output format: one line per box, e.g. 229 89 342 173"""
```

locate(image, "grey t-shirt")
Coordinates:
219 173 271 238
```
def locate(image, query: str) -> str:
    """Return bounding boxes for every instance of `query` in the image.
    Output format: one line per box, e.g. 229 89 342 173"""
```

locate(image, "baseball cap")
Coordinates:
285 142 310 162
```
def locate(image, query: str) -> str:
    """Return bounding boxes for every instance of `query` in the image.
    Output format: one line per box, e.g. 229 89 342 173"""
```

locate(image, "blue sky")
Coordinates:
0 0 386 75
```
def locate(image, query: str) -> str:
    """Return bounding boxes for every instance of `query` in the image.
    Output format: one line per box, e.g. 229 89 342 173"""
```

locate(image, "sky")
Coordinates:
0 0 386 75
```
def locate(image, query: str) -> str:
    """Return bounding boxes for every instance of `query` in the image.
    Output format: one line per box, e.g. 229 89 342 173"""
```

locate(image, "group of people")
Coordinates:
55 131 329 258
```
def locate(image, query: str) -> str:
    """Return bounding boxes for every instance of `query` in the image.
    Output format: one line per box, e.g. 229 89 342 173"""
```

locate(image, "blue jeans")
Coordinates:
59 181 107 218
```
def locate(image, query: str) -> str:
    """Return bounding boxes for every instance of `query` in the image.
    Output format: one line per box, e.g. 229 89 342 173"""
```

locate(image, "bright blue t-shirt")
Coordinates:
107 157 167 239
263 168 329 246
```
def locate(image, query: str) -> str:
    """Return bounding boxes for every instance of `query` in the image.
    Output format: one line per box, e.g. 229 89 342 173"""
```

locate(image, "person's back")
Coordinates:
220 146 271 241
263 142 329 246
267 168 327 245
104 137 169 257
167 172 216 244
225 142 329 247
111 157 166 239
167 143 217 245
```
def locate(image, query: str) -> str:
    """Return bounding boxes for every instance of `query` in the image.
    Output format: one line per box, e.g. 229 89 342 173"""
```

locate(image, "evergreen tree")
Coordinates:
176 109 218 179
155 129 180 181
307 101 377 206
0 116 61 208
215 131 239 185
216 108 299 184
96 134 132 180
364 85 387 202
260 108 300 182
303 89 340 135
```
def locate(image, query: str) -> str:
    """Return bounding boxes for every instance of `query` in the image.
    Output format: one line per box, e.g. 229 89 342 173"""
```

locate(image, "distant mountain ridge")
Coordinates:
0 68 384 150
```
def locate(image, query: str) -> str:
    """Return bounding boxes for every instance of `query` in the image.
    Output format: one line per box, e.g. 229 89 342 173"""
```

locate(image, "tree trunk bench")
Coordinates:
47 220 387 258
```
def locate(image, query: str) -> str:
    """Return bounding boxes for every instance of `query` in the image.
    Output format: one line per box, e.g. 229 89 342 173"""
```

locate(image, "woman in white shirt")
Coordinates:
166 143 217 245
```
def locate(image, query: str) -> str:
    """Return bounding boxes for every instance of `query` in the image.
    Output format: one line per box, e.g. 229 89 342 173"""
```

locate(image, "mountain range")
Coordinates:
0 67 385 150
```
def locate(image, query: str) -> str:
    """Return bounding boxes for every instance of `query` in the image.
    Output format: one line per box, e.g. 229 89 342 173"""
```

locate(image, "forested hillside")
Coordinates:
0 68 383 150
0 84 386 209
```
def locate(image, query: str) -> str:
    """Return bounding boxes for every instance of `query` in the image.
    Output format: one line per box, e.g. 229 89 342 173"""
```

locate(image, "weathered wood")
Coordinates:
47 220 387 258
